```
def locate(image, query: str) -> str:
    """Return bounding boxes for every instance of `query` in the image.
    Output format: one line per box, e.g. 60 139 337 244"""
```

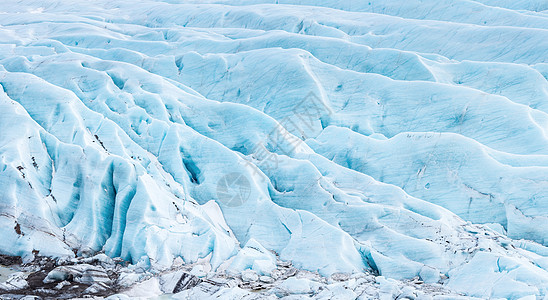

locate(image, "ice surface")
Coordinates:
0 0 548 298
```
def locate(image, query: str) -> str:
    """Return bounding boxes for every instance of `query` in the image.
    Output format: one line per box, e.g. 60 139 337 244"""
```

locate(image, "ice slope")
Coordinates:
308 128 548 244
1 0 548 298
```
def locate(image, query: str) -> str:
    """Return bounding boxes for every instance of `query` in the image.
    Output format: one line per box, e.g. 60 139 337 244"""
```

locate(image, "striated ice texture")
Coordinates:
0 0 548 298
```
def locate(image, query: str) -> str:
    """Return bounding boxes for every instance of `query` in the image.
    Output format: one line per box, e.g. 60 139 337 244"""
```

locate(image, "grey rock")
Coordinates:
172 272 201 293
78 268 111 285
84 281 111 294
0 273 29 291
43 264 110 285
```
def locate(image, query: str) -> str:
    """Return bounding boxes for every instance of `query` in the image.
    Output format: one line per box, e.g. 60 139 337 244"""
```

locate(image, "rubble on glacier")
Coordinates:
0 253 475 300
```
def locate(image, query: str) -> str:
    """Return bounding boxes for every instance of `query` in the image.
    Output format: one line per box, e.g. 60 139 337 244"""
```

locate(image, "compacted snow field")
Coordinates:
1 0 548 299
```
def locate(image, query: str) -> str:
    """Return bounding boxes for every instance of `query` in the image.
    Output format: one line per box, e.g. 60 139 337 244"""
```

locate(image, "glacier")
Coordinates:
0 0 548 298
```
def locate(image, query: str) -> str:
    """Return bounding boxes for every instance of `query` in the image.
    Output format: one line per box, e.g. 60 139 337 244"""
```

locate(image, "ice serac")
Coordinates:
1 0 548 298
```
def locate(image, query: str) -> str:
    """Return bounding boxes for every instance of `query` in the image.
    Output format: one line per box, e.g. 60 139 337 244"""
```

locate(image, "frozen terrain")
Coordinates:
0 0 548 299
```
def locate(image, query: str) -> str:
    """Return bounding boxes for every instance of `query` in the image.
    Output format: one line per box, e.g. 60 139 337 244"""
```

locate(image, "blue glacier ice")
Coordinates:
0 0 548 298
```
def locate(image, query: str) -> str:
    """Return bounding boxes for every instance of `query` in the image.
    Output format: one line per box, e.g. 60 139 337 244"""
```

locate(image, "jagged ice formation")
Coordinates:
1 0 548 298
